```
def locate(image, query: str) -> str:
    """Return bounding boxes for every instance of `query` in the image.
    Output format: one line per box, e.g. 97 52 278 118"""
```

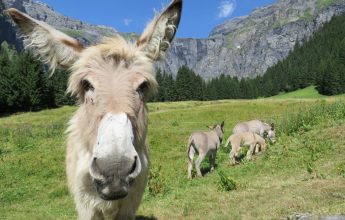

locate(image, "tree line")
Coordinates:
151 67 259 102
0 42 74 114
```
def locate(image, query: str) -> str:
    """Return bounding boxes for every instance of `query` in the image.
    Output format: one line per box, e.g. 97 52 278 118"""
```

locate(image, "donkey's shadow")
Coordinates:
235 153 247 163
200 163 218 176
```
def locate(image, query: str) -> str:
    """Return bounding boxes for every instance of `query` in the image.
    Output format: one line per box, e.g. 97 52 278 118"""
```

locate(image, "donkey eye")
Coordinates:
137 81 148 94
82 80 94 92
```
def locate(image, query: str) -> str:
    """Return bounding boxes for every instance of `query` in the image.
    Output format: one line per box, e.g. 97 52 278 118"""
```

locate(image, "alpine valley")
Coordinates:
1 0 345 79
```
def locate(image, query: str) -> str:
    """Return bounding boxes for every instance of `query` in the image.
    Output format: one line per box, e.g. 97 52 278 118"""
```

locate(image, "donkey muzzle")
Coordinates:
91 155 141 200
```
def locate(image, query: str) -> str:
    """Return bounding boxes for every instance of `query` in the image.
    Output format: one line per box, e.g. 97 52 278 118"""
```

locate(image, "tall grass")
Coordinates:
277 100 345 135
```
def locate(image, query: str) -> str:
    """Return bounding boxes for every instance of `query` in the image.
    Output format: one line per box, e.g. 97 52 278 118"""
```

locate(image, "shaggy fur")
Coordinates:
6 1 182 219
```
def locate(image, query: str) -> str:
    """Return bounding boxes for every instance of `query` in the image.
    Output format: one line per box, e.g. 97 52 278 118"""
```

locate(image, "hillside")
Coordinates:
271 86 326 99
256 10 345 97
1 0 118 47
1 99 345 219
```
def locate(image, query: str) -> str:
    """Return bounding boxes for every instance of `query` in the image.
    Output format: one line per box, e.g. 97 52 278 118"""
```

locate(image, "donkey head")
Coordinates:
6 0 182 201
208 121 225 143
267 123 276 143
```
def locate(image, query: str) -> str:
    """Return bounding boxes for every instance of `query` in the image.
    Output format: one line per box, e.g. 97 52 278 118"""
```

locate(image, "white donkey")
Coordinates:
6 1 182 219
187 121 224 179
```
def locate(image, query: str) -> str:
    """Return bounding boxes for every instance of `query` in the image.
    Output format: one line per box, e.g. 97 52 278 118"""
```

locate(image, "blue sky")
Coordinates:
40 0 277 38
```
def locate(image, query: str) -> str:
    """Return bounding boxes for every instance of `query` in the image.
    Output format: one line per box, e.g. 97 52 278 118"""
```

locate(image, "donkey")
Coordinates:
231 119 276 144
187 121 224 179
6 1 182 219
227 132 267 165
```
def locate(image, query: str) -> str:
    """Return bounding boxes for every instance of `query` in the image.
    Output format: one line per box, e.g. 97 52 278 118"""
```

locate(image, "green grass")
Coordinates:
271 86 326 99
1 99 345 219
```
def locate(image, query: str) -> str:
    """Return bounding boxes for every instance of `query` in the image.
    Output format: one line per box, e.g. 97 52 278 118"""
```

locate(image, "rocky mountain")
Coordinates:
157 0 345 79
1 0 345 79
1 0 118 47
0 0 19 48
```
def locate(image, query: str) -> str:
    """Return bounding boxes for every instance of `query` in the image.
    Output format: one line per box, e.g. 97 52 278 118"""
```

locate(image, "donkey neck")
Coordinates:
209 129 223 143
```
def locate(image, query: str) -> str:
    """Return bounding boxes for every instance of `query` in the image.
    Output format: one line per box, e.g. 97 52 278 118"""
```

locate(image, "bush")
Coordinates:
217 170 237 191
147 164 167 196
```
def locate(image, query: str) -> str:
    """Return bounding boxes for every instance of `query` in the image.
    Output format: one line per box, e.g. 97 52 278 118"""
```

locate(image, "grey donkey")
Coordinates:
187 121 224 179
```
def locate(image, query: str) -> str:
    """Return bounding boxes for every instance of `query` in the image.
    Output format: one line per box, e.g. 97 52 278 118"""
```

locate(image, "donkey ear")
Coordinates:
5 8 84 72
221 121 225 128
137 0 182 60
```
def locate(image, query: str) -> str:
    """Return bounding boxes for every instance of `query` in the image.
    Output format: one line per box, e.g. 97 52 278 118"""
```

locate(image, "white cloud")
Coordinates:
217 0 236 19
123 18 132 26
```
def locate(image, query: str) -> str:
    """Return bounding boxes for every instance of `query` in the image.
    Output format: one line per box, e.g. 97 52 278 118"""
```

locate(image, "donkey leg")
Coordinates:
255 143 260 154
229 149 237 165
195 154 206 177
187 147 195 179
246 144 255 160
210 152 216 172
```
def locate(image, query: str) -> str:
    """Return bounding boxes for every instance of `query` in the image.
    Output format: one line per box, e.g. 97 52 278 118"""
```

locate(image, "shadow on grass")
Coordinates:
136 215 157 220
200 163 218 176
236 153 247 163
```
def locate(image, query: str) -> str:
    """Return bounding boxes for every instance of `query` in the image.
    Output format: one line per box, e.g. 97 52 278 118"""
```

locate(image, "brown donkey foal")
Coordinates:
187 122 225 179
6 1 182 219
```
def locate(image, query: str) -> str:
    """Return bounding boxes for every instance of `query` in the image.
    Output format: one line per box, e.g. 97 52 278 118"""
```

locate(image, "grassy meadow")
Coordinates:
271 86 326 99
1 96 345 219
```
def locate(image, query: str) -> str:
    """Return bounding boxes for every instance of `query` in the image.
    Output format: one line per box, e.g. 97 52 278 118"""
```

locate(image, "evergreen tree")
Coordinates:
49 69 76 106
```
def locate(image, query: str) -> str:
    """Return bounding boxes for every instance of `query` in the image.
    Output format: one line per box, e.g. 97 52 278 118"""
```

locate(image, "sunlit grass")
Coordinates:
271 86 325 99
1 99 345 219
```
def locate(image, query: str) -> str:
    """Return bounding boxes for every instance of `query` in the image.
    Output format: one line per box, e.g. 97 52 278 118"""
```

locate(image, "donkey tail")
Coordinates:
187 137 195 162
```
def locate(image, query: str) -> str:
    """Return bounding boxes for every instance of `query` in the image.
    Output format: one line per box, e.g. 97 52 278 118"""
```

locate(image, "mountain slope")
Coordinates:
1 0 118 47
157 0 345 79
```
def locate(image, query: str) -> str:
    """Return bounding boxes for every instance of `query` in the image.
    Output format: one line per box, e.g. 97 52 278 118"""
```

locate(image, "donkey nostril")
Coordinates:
128 156 137 175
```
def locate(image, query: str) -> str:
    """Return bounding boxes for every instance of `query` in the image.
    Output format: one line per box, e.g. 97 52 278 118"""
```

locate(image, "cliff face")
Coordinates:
157 0 345 79
2 0 345 79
